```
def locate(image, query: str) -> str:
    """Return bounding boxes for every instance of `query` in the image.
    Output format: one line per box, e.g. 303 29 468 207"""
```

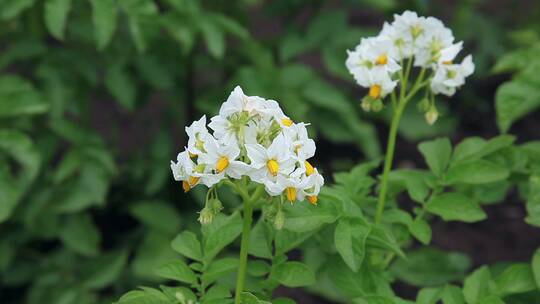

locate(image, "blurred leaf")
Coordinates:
463 266 493 304
0 167 19 223
44 0 72 40
271 261 316 287
202 257 238 285
496 80 540 133
132 231 179 280
199 19 225 59
408 218 432 245
130 201 181 235
80 250 128 289
0 0 35 20
90 0 117 50
533 249 540 288
391 248 471 287
60 214 101 256
0 76 48 117
494 263 536 296
0 129 41 184
105 63 136 110
426 192 486 223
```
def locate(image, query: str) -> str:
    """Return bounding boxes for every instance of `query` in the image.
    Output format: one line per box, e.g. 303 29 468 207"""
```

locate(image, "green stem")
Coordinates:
374 99 407 224
234 195 254 304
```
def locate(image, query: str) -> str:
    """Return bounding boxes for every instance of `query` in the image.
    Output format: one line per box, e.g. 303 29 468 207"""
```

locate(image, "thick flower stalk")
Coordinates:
170 86 324 303
345 11 474 223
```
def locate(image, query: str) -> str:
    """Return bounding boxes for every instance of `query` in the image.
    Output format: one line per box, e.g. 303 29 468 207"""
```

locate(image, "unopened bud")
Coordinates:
371 98 383 112
361 96 372 112
425 106 439 125
208 198 223 213
198 207 214 225
417 97 430 112
274 209 285 230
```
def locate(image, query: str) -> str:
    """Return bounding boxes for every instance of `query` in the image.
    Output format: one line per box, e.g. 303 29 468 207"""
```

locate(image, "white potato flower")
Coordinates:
353 67 397 99
430 55 475 96
171 85 324 205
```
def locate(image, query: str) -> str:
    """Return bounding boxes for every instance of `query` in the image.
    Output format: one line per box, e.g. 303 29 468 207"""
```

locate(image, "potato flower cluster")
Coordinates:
170 86 324 212
346 11 474 122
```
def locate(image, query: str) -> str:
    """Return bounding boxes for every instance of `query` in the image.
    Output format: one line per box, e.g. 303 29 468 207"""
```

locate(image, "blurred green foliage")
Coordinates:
1 0 540 303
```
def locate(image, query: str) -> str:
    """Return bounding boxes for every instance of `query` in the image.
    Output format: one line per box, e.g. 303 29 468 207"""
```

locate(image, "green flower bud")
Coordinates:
198 207 214 225
417 97 430 112
361 96 372 112
274 209 285 230
425 106 439 125
371 98 383 112
208 198 223 213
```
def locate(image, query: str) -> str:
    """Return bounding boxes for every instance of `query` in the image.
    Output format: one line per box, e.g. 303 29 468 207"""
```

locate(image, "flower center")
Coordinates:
267 159 279 176
285 187 297 202
369 85 381 99
375 54 388 65
307 195 318 205
216 156 229 173
411 25 423 38
189 152 197 158
189 176 200 186
304 160 314 176
442 60 452 65
282 118 293 127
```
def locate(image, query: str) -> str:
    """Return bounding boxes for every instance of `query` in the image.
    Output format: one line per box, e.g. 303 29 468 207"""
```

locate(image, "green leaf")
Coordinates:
202 212 242 262
202 257 238 285
391 248 471 287
199 19 225 59
532 249 540 288
418 138 452 177
105 63 136 110
0 0 35 20
271 261 316 287
353 295 396 304
367 225 405 258
0 167 19 223
408 218 432 245
132 231 178 280
445 160 509 185
116 287 170 304
0 129 41 185
155 259 197 284
441 285 466 304
0 76 48 117
451 135 515 164
334 218 370 272
171 231 202 261
477 295 505 304
44 0 72 40
494 263 536 296
426 192 486 223
283 199 340 232
248 218 273 259
210 13 249 39
60 214 101 256
496 80 540 133
80 250 128 289
463 266 493 304
130 201 181 235
90 0 117 50
417 287 442 304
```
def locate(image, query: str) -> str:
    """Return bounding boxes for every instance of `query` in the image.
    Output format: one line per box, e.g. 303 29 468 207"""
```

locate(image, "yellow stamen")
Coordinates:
304 160 314 176
267 159 279 176
369 85 381 99
188 176 200 187
375 54 388 65
216 156 229 173
282 118 293 127
286 187 297 202
442 60 452 65
182 181 191 193
189 152 197 158
294 144 302 154
307 196 318 205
